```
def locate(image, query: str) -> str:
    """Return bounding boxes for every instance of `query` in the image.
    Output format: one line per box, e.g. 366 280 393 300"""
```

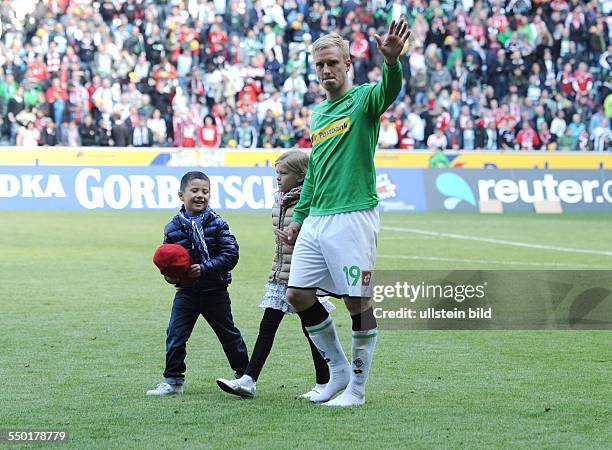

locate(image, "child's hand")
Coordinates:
164 275 180 284
185 264 201 280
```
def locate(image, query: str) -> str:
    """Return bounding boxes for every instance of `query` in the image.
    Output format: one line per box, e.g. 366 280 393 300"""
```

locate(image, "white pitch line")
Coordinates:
380 236 434 240
377 254 609 269
381 226 612 257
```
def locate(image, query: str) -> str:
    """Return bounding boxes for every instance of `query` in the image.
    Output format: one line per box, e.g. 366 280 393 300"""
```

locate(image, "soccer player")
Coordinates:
281 20 411 406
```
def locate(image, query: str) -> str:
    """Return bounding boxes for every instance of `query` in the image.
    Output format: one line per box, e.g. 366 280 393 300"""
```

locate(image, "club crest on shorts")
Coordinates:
362 271 372 286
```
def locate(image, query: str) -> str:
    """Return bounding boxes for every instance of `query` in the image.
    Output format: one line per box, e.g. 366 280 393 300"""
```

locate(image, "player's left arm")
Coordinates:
364 19 411 117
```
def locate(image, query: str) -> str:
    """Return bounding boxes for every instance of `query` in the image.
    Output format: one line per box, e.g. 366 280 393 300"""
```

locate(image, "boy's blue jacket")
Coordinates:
163 206 238 290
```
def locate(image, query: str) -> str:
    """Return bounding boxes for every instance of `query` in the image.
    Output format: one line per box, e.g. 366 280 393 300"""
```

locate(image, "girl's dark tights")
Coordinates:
245 307 330 384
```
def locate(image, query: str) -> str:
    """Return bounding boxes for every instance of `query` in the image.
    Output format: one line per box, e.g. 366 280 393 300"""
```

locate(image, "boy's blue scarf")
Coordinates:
178 207 210 262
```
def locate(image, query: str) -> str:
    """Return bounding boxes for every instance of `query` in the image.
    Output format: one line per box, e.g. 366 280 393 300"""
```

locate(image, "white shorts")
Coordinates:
288 208 379 298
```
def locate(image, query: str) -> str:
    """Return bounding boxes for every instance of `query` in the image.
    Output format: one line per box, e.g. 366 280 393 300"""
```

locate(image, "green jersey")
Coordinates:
292 62 403 224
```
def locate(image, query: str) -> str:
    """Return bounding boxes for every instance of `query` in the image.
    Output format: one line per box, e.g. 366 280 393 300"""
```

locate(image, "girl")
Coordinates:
216 150 335 399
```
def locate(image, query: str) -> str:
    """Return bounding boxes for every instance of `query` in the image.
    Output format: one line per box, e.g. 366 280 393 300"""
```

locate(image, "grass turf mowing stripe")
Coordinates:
377 254 610 269
381 226 612 257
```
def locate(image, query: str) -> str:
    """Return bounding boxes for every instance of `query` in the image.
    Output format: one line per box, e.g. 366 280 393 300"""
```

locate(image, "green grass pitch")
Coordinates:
1 211 611 449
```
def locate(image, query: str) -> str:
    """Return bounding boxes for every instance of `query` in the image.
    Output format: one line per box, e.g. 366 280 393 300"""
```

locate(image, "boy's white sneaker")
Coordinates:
297 383 327 400
146 382 184 396
216 375 256 398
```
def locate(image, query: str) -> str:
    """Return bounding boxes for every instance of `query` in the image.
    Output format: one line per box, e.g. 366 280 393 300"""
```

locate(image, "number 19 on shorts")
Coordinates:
342 265 373 297
343 265 362 286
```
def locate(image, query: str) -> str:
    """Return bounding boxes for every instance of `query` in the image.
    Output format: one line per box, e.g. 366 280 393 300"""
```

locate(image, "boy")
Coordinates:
147 171 248 396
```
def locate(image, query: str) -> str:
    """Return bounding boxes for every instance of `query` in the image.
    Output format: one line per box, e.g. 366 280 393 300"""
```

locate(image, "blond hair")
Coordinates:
312 33 350 61
275 150 309 180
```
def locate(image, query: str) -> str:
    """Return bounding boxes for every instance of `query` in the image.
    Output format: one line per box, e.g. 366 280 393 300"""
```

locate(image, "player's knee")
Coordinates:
286 288 301 306
286 288 311 309
344 297 372 315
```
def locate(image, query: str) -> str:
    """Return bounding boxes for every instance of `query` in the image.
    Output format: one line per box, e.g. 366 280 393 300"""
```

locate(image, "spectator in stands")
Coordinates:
500 120 518 150
550 109 567 140
256 125 277 148
538 122 554 150
98 117 113 146
378 116 399 149
483 120 500 150
199 115 220 148
41 119 58 146
430 61 452 90
236 117 257 149
445 120 462 150
16 121 39 147
427 126 448 150
591 118 612 151
130 116 153 147
576 129 591 151
174 111 199 147
79 115 97 147
148 108 168 146
557 126 576 150
572 62 593 97
589 106 610 136
568 113 586 143
461 120 477 150
398 119 416 150
220 122 238 148
111 114 130 147
0 0 609 152
410 67 428 106
516 121 541 151
62 122 81 147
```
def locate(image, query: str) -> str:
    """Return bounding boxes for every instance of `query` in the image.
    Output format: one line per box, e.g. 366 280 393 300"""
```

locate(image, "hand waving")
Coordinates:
374 19 411 66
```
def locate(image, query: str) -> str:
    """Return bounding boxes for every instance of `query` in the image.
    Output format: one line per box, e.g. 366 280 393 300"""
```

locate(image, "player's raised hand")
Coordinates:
374 18 411 66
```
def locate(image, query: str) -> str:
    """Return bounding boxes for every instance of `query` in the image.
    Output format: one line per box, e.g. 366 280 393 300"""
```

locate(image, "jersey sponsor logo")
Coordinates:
310 116 350 146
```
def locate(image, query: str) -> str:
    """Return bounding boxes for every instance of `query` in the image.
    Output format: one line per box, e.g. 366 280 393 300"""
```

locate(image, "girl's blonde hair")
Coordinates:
312 33 350 61
275 150 309 180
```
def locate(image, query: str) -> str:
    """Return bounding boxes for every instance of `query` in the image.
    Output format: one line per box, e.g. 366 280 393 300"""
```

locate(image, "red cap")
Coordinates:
153 244 195 284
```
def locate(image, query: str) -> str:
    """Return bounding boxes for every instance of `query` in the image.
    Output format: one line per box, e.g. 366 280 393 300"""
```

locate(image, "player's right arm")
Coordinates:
282 154 313 245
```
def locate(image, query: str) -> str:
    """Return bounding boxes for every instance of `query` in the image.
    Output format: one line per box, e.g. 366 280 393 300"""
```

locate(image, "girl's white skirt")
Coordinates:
260 282 336 314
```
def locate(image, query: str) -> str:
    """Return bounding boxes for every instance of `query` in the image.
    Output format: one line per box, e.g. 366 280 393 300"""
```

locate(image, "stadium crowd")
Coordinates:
0 0 610 151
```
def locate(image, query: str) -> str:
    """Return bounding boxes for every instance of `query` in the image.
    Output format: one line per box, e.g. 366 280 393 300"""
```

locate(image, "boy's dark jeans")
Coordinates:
163 288 248 385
